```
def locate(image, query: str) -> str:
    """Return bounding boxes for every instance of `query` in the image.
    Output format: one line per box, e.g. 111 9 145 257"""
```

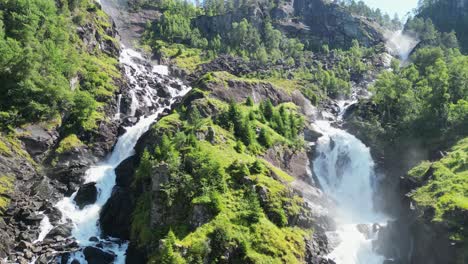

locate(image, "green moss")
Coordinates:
56 134 84 154
0 134 35 165
409 138 468 241
0 139 12 156
0 174 14 213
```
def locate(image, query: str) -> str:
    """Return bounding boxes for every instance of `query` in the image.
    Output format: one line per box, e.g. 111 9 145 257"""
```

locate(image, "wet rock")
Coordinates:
115 156 136 187
74 182 98 209
45 224 72 239
122 116 138 127
156 83 172 98
100 187 134 239
47 145 96 195
83 246 116 264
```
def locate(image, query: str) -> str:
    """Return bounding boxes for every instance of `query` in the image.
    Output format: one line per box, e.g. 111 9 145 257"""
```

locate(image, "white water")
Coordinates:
313 105 387 264
385 30 419 62
44 47 190 263
33 215 53 244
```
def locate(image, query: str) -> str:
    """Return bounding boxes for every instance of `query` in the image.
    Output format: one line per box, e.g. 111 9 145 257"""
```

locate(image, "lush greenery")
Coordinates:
415 0 468 53
0 0 120 132
370 47 467 146
408 138 468 241
405 17 459 50
130 92 310 263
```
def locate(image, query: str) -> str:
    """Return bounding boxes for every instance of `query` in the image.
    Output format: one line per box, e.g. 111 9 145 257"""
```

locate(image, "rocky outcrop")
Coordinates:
284 0 384 49
192 0 384 51
74 182 98 209
0 3 126 262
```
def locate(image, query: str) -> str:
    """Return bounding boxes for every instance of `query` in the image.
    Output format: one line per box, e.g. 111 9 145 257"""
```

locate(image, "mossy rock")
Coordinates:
56 134 85 154
0 174 14 213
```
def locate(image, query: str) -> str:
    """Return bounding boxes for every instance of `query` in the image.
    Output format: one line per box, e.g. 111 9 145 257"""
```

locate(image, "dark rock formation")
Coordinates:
83 246 116 264
16 124 59 162
100 186 134 239
115 156 137 187
47 145 97 195
74 182 98 209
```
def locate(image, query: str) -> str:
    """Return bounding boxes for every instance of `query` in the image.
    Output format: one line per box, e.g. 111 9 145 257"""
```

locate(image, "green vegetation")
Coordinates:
405 17 459 50
370 47 468 145
0 0 120 132
130 94 310 263
0 174 14 213
408 138 468 241
55 134 84 154
415 0 468 53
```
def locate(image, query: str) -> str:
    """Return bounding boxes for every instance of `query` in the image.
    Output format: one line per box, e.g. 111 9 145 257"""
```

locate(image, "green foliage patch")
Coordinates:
0 0 120 132
409 138 468 241
131 97 310 263
0 174 14 213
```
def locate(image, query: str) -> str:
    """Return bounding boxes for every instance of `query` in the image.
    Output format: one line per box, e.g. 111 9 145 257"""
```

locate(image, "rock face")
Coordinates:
74 182 98 209
193 0 384 50
284 0 384 49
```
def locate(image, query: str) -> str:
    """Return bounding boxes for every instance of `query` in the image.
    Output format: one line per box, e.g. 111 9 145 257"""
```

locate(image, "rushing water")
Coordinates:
312 105 387 264
36 47 191 263
385 30 419 62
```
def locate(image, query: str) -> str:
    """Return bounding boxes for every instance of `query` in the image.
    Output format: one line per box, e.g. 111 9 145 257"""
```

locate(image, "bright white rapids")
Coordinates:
49 47 190 263
313 113 388 263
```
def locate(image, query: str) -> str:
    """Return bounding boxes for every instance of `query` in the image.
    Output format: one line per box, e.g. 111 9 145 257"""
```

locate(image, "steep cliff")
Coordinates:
192 0 384 50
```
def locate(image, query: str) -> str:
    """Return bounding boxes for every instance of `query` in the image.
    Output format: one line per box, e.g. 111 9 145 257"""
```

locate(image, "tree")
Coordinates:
258 127 272 147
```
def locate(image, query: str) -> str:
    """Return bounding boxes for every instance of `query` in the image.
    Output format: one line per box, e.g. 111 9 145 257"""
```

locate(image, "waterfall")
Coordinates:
385 30 419 62
34 47 190 263
312 105 387 264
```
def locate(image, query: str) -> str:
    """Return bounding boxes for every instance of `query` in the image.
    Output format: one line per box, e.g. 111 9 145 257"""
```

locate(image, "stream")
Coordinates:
35 47 190 262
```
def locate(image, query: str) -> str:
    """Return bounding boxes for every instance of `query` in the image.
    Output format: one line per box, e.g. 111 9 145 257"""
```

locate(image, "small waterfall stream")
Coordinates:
312 105 388 264
34 47 190 263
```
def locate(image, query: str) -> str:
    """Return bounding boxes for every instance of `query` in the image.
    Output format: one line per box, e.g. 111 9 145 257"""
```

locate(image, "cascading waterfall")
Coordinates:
385 30 419 62
35 47 190 263
313 105 387 264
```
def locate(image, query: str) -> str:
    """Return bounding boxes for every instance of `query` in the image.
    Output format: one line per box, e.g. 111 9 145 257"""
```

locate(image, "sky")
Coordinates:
362 0 419 19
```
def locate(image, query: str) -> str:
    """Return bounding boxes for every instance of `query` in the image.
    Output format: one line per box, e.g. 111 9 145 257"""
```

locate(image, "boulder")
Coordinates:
45 224 72 239
83 246 116 264
74 182 98 209
16 124 58 162
100 187 134 239
115 156 137 187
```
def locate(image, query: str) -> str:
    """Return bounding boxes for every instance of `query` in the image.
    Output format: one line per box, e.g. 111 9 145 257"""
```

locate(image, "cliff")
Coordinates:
193 0 384 50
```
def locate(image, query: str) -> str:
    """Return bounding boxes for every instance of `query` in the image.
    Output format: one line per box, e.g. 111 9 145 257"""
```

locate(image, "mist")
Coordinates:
384 30 419 61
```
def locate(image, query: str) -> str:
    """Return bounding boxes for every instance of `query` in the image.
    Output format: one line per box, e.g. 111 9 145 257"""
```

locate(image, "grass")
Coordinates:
155 41 210 73
409 137 468 241
200 71 299 95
